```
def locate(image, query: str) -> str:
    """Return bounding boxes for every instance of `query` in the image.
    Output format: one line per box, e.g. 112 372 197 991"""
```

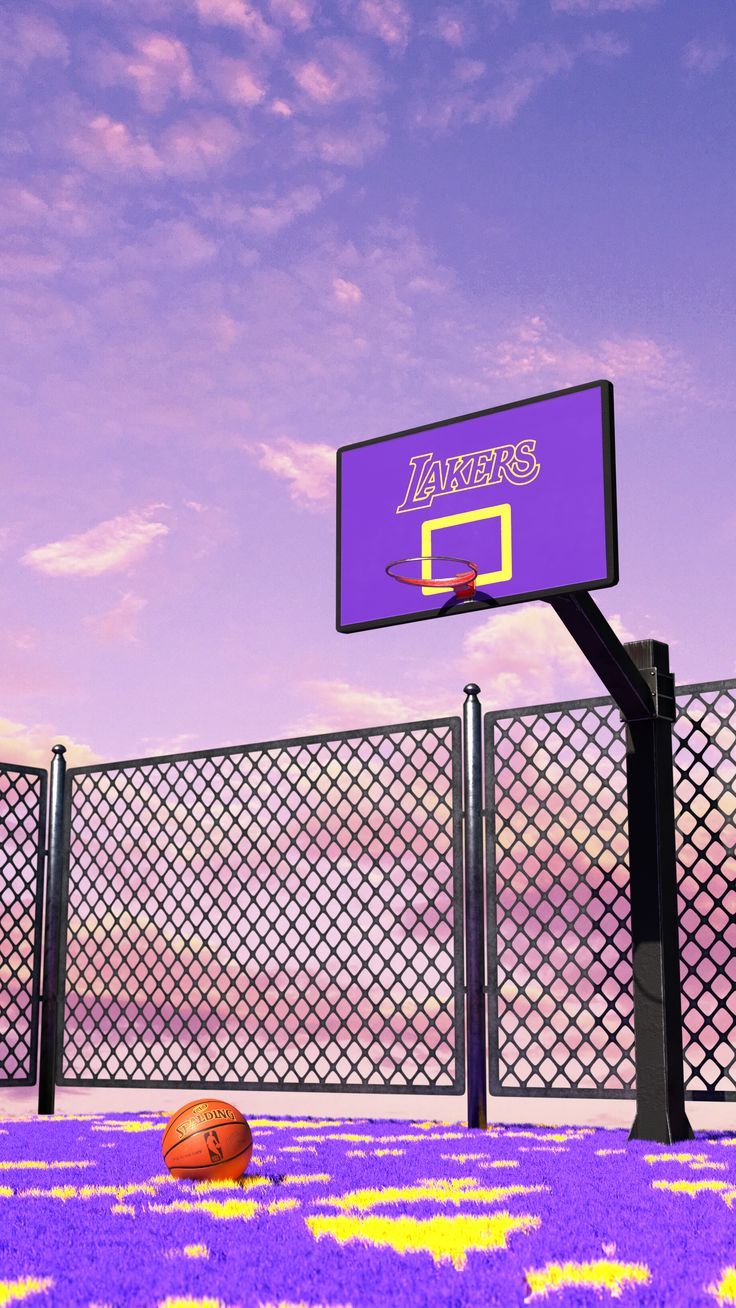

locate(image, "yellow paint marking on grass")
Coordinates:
316 1176 550 1211
157 1298 228 1307
307 1210 541 1270
524 1259 651 1299
652 1179 733 1197
265 1198 300 1213
645 1152 721 1165
707 1267 736 1305
0 1276 55 1303
0 1161 94 1171
17 1181 158 1201
296 1132 467 1144
148 1198 259 1220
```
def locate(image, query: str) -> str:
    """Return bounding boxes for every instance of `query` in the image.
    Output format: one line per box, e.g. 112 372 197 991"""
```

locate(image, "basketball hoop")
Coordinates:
386 555 479 602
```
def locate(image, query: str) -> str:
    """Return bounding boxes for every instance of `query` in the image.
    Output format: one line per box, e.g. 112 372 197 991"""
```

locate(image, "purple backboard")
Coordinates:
337 380 617 634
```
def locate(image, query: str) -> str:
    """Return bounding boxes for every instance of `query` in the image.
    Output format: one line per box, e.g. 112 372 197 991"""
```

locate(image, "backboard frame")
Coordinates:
336 379 618 634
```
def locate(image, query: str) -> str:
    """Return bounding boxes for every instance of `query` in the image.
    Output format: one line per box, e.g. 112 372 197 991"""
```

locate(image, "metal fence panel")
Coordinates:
55 718 465 1094
0 762 47 1085
485 679 736 1102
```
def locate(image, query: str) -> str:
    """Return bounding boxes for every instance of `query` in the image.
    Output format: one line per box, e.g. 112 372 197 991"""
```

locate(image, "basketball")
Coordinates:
162 1098 253 1181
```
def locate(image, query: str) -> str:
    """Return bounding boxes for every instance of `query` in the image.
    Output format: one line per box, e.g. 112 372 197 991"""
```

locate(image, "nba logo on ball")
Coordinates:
162 1098 253 1181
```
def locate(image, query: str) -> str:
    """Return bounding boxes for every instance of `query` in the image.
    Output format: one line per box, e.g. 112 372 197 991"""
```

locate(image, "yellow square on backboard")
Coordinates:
421 504 513 595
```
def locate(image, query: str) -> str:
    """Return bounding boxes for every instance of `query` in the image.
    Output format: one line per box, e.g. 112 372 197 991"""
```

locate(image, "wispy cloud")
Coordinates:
294 112 388 165
249 438 336 508
248 182 333 233
87 32 196 113
292 37 384 105
288 680 434 734
682 37 731 75
193 0 280 48
0 11 69 70
414 33 627 129
477 314 695 400
86 592 148 644
551 0 659 12
345 0 412 53
206 51 267 106
22 507 170 578
268 0 315 31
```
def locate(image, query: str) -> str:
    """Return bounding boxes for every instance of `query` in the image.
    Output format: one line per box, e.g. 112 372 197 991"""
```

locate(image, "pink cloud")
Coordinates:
462 604 637 708
69 113 162 174
295 113 388 165
250 437 336 508
206 52 266 106
89 32 196 113
268 0 314 29
194 0 279 47
431 11 470 48
683 38 731 75
123 218 217 269
292 37 384 106
21 506 170 578
287 681 437 734
159 113 242 175
85 593 148 644
0 12 69 69
552 0 658 10
248 183 329 233
347 0 411 52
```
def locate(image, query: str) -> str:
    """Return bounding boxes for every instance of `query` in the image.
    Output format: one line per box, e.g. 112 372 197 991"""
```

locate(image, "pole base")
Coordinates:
628 1110 695 1144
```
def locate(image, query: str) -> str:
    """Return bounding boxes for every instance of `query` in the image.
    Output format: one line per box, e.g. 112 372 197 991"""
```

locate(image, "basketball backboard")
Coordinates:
336 380 617 633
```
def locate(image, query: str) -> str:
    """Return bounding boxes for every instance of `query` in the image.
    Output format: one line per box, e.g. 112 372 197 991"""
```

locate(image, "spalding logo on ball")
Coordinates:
162 1098 253 1181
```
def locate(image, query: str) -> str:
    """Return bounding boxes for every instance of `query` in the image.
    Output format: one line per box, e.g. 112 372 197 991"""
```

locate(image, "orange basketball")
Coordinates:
162 1098 253 1181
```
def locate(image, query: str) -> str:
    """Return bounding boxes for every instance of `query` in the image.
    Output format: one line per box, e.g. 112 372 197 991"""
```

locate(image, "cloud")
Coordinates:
193 0 279 47
206 51 266 106
268 0 315 29
85 592 148 644
123 218 218 269
0 716 101 769
477 314 694 400
21 506 170 577
294 113 388 166
333 277 362 306
345 0 411 52
0 12 69 69
462 603 637 708
88 32 196 113
249 438 336 508
551 0 659 11
431 11 471 48
414 34 627 130
682 38 731 75
292 37 384 106
248 183 329 233
288 680 434 734
159 113 242 176
69 112 162 174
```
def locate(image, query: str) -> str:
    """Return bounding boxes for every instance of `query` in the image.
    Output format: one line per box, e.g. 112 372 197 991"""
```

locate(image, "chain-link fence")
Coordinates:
0 762 47 1085
485 679 736 1102
54 719 465 1095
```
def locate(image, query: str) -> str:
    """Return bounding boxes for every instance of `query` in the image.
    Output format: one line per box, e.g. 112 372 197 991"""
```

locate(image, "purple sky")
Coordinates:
2 0 735 770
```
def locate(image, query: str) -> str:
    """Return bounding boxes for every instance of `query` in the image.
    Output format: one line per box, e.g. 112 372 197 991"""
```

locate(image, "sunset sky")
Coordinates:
1 0 735 1124
2 0 734 773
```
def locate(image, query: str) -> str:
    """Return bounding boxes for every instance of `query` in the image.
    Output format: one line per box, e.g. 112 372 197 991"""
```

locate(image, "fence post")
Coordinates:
463 684 487 1130
38 744 67 1116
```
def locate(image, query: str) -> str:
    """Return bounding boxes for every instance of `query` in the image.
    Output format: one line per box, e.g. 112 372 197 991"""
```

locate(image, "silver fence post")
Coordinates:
38 744 67 1116
463 684 487 1129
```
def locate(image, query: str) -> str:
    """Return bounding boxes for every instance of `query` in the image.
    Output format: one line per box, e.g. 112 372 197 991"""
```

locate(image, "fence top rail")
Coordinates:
0 760 48 779
483 677 736 725
62 715 462 779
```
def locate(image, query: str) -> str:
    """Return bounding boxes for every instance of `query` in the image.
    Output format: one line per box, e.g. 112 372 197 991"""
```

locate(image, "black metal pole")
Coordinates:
463 683 487 1130
548 593 693 1144
38 744 67 1116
